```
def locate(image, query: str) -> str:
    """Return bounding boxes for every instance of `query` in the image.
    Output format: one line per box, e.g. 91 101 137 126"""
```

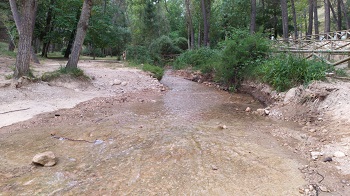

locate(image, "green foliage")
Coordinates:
0 42 16 57
41 66 87 81
173 47 221 74
149 35 182 66
126 45 152 64
173 37 188 51
142 64 164 80
215 30 270 89
254 54 333 92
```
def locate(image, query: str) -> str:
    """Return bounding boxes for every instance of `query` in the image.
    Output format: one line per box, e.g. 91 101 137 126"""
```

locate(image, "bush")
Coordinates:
126 45 152 64
254 54 333 92
149 35 182 66
215 30 270 89
142 64 164 80
173 47 221 74
173 37 188 51
42 66 87 81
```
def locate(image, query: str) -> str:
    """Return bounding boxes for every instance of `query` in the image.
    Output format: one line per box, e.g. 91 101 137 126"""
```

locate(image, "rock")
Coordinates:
256 109 266 116
323 157 333 162
333 151 346 157
112 79 122 85
245 107 251 112
309 129 316 133
211 165 218 170
121 81 128 86
32 151 56 167
264 109 270 115
284 87 298 103
310 151 323 160
319 185 329 192
219 125 227 129
0 81 11 88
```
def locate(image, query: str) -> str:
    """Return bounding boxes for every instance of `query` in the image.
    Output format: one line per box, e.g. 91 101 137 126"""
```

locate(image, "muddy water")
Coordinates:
0 71 307 195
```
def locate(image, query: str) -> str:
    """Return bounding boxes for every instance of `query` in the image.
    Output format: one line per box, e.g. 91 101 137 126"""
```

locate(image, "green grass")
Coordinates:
125 61 165 80
253 54 336 92
41 66 88 81
0 42 16 58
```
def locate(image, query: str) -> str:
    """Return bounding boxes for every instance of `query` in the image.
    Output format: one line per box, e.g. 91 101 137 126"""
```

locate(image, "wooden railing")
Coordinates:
274 29 350 67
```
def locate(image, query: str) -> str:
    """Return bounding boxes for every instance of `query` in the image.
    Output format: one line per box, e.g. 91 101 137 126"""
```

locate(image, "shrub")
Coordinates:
173 37 188 51
142 64 164 80
126 45 152 64
254 54 334 92
149 35 182 66
42 66 87 81
215 29 270 89
173 47 221 74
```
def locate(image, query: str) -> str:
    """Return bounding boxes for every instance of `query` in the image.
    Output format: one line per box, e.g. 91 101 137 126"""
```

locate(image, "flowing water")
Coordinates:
0 71 307 195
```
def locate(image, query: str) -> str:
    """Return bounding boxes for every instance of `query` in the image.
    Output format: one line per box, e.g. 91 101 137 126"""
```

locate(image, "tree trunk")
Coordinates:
329 0 339 25
66 0 93 69
200 0 209 47
325 0 331 33
64 11 80 58
337 0 342 31
9 0 39 64
13 0 36 78
41 0 56 57
184 0 194 50
313 0 319 39
291 0 298 39
250 0 257 34
280 0 289 41
339 0 350 29
307 0 313 38
8 40 15 51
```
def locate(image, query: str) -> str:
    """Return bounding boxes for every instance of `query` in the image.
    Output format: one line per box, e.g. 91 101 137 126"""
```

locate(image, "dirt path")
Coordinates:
0 59 350 195
0 59 163 128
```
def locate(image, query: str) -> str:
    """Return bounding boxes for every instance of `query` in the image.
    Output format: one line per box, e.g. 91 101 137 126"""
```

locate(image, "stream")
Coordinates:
0 70 307 195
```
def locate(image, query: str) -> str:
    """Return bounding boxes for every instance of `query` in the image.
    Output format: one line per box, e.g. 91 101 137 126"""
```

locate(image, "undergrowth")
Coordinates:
41 67 88 81
253 54 335 92
0 42 16 58
126 62 164 80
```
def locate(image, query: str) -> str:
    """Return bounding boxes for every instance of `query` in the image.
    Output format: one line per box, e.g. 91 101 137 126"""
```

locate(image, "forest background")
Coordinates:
0 0 349 91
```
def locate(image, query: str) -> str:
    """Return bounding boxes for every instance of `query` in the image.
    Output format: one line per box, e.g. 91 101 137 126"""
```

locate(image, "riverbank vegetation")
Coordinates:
1 0 349 88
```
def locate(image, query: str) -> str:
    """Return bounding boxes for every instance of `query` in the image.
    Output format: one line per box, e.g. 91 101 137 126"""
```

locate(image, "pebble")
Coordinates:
310 151 323 160
121 81 128 86
319 185 329 192
32 151 56 167
256 109 266 116
211 165 218 170
333 151 346 157
322 157 332 162
309 129 316 133
245 107 251 112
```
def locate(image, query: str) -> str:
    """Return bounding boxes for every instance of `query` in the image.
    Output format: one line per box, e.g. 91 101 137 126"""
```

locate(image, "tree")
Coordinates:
185 0 194 49
250 0 256 34
280 0 288 40
290 0 298 38
325 0 331 33
307 0 313 37
41 0 56 57
9 0 37 78
200 0 210 46
66 0 93 69
313 0 319 38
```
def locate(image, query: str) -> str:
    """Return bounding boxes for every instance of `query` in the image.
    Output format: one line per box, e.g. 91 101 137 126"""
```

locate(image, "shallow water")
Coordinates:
0 71 307 195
